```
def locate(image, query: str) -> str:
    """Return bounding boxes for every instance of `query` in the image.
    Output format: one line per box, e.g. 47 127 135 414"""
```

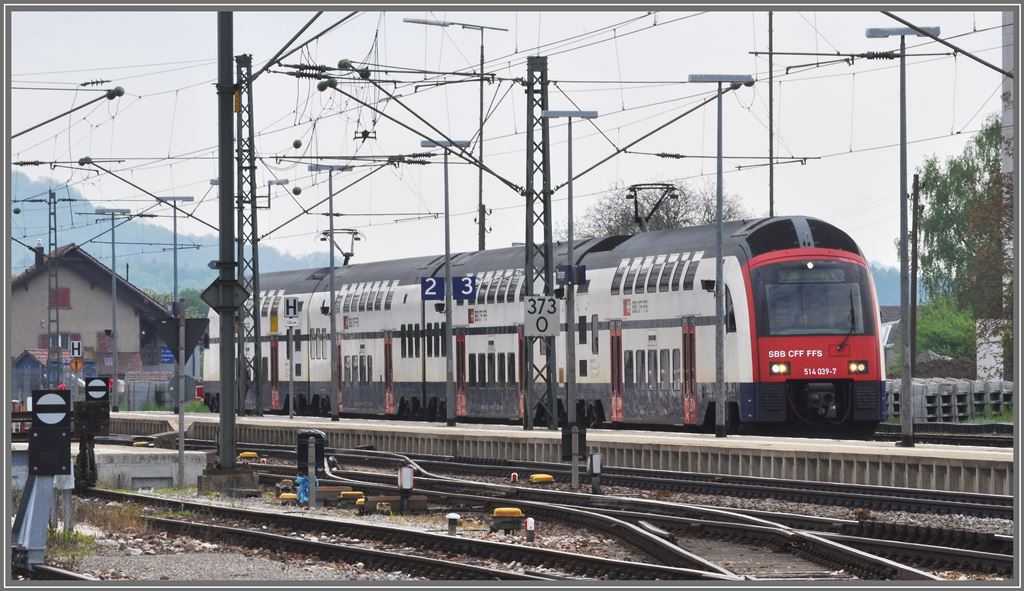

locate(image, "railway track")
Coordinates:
80 488 739 581
278 453 1008 576
17 564 98 581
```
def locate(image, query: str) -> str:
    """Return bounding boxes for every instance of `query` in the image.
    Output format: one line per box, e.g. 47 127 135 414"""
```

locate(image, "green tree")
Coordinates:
915 294 976 360
917 114 1012 330
567 178 749 239
143 287 209 318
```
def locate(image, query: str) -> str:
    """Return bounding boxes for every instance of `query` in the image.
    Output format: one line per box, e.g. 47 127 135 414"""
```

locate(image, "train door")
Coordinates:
270 338 280 411
681 318 698 425
337 337 344 413
609 320 624 422
456 329 468 417
456 329 467 417
517 326 525 419
384 332 394 414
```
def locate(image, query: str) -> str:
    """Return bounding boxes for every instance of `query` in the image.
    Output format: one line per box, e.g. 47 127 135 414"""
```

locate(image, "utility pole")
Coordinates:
46 191 61 389
217 10 238 469
94 209 131 410
911 174 920 375
768 11 775 217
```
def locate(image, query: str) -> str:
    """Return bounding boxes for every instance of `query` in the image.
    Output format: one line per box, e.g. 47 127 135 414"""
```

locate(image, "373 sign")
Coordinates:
420 276 477 301
524 296 559 337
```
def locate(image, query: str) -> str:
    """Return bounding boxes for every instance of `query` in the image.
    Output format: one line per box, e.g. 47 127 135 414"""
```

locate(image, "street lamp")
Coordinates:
420 138 471 427
866 25 939 449
542 109 597 489
405 17 507 252
93 208 132 411
307 165 351 422
159 195 194 490
687 74 755 438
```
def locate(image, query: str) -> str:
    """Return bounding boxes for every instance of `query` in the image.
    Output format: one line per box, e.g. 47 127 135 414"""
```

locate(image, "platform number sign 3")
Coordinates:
452 276 477 301
524 296 559 337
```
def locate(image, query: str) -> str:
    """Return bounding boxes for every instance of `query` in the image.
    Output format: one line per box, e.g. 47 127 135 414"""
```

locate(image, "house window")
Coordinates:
49 288 71 309
295 363 302 377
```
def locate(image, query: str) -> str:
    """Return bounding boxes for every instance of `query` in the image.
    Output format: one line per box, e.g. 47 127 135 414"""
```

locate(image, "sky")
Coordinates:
7 8 1013 271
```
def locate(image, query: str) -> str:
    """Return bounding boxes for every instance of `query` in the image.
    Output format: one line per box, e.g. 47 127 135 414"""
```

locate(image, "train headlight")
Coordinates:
769 362 791 376
848 361 868 374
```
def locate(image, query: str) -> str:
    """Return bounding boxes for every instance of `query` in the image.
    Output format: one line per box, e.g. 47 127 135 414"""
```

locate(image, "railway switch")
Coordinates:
296 429 327 477
356 497 366 515
490 507 525 534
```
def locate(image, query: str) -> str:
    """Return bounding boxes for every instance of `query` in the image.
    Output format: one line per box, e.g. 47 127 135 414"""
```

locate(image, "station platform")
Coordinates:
109 412 1014 496
11 442 207 490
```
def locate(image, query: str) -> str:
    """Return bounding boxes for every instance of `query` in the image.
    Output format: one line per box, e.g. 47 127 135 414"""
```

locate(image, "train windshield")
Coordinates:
753 260 875 337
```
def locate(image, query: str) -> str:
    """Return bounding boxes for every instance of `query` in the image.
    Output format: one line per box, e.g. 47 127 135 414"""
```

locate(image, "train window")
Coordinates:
591 314 599 355
359 355 366 384
648 350 658 388
261 295 271 317
294 330 301 351
682 253 703 290
508 353 516 385
440 323 447 357
343 291 355 313
496 271 511 303
367 356 373 383
486 273 501 304
384 282 396 310
672 349 681 389
648 255 666 293
469 354 477 385
578 315 587 345
518 276 527 301
374 283 386 311
725 286 737 333
635 256 655 294
623 259 641 295
359 286 371 312
660 349 670 385
746 218 801 257
478 353 487 385
400 325 407 358
635 351 645 387
498 353 506 385
295 363 302 377
487 353 496 385
579 359 588 377
426 323 434 358
806 218 859 254
476 272 491 305
414 324 421 358
624 351 634 385
671 253 690 291
508 271 523 303
610 259 629 295
660 254 678 292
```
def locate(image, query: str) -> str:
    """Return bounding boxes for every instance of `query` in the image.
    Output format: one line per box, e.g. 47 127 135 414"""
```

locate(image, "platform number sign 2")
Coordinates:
524 296 559 337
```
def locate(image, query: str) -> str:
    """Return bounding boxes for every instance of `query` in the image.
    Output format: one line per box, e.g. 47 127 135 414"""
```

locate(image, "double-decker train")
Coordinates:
202 215 886 435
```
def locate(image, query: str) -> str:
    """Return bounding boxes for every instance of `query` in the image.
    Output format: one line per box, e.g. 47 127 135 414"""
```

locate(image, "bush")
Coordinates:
916 295 976 360
140 401 170 412
184 399 210 413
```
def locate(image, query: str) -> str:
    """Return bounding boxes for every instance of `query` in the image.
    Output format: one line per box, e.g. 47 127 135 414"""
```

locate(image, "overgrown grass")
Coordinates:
74 499 147 534
140 401 171 412
966 407 1015 423
184 399 210 413
46 529 94 567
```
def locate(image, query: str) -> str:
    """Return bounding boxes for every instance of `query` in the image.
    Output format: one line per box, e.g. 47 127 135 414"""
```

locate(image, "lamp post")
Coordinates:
421 138 471 426
94 208 131 411
159 195 193 489
687 74 754 438
405 17 508 251
307 166 351 422
866 25 939 448
542 109 597 489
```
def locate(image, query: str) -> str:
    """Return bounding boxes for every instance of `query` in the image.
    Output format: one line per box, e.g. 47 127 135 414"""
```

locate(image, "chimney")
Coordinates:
34 240 44 269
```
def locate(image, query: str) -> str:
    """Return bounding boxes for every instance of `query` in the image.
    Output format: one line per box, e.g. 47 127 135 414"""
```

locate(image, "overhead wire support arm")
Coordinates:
259 163 391 240
318 78 523 195
83 162 218 232
552 85 733 193
12 87 124 139
882 11 1013 78
248 11 324 85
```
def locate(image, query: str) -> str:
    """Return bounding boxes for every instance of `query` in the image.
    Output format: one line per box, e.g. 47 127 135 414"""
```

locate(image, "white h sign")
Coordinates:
69 340 82 358
283 296 300 327
524 296 560 337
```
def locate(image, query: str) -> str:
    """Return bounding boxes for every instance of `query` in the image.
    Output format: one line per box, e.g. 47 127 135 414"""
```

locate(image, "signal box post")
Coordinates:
73 376 111 490
12 389 73 570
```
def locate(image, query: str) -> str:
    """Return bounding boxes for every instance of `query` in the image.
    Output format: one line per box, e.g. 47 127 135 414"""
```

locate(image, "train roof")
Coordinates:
258 216 863 294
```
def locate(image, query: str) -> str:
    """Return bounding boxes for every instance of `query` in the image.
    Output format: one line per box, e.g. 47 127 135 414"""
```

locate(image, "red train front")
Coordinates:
742 243 886 436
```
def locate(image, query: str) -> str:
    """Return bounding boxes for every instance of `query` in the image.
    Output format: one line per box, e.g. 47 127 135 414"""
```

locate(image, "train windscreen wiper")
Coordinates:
837 289 856 352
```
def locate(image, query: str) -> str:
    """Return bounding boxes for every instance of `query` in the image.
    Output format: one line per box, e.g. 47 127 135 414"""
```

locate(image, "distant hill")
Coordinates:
10 172 328 294
869 262 925 307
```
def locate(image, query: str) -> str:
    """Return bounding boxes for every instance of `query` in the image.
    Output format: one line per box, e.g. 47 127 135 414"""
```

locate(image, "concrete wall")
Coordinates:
10 265 141 362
